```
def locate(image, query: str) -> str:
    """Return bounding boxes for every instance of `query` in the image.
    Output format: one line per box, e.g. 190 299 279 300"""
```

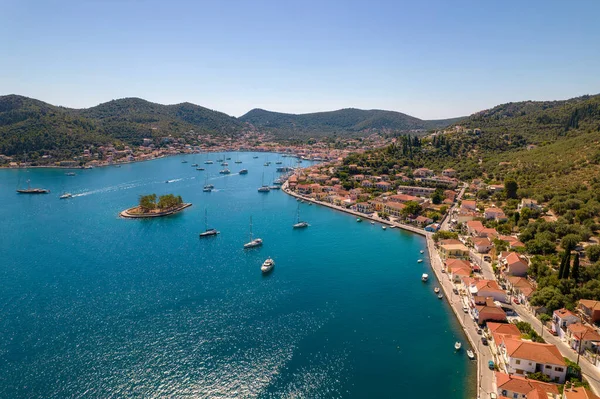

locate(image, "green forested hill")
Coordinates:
239 108 462 138
342 94 600 195
0 95 245 161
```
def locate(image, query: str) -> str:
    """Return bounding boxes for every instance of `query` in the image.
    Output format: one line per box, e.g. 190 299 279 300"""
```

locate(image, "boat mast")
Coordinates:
204 209 208 231
249 216 253 241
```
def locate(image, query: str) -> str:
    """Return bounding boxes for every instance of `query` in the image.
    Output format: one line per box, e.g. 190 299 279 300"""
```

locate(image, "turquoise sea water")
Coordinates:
0 152 475 398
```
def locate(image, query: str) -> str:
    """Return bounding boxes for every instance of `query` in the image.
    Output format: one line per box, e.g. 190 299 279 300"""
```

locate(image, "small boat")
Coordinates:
235 160 242 164
219 169 231 174
293 204 309 228
239 169 248 174
382 226 387 230
16 180 50 194
264 162 270 166
356 218 362 222
221 162 228 166
165 180 170 183
191 163 198 167
420 250 424 254
199 209 219 237
269 185 281 190
467 350 475 360
60 193 72 199
203 176 213 192
196 167 205 171
65 172 76 176
181 160 188 164
417 259 423 263
438 293 443 299
226 157 231 160
261 257 275 273
421 273 428 282
204 160 214 164
454 342 462 351
244 216 263 249
253 156 259 159
434 287 440 294
370 221 375 225
275 161 282 164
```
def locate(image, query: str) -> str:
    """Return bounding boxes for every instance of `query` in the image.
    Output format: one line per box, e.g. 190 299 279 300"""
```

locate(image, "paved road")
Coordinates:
440 183 467 231
426 235 495 398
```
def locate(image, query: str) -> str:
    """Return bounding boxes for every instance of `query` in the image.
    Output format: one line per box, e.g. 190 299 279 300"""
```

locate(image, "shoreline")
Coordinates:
282 179 484 396
120 203 192 218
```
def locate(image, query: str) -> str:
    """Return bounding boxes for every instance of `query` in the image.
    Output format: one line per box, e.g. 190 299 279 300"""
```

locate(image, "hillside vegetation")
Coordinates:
0 95 244 161
239 108 462 138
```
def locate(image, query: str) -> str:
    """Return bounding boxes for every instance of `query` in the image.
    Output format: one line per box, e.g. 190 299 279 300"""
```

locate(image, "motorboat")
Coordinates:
356 218 362 222
434 287 440 294
261 257 275 273
219 169 231 174
467 350 475 360
244 216 263 249
181 160 188 163
239 169 248 174
204 160 214 164
370 221 375 225
191 163 198 167
454 342 462 351
65 172 76 176
437 293 443 299
221 162 228 166
382 226 387 230
417 259 423 263
420 250 424 254
196 167 205 171
269 185 281 190
421 273 428 282
253 156 259 159
59 193 72 199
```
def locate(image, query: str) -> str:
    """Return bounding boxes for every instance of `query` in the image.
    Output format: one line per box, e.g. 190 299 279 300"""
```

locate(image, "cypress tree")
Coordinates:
558 251 567 279
571 252 580 281
563 251 571 279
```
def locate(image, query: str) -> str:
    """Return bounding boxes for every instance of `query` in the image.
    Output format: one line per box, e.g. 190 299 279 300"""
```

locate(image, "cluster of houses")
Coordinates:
288 165 462 230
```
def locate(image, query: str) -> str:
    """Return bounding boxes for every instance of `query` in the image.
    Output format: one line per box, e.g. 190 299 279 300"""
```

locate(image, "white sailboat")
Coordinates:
199 209 219 237
258 172 270 192
293 204 308 228
244 216 263 248
203 175 213 192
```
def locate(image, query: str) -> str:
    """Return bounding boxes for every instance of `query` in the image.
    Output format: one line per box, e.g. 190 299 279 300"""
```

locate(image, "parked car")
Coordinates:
513 298 520 305
453 288 459 295
483 255 492 262
488 360 495 370
477 329 483 335
463 305 469 313
481 336 488 345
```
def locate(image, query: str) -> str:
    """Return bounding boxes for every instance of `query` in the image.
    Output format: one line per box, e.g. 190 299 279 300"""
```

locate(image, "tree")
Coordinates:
571 253 580 282
586 245 600 262
431 189 444 205
139 194 157 212
513 211 520 225
563 251 571 280
504 178 519 199
433 231 458 242
561 234 581 252
527 372 552 383
401 201 422 217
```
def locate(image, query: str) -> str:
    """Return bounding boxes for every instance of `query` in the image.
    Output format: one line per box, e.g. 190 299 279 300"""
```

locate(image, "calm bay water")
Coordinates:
0 152 475 398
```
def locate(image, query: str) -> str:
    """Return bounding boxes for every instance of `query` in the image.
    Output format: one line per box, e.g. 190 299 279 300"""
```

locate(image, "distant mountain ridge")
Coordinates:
240 108 463 138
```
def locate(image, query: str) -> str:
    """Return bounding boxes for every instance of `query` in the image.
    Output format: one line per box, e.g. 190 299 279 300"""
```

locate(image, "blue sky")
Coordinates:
2 0 599 119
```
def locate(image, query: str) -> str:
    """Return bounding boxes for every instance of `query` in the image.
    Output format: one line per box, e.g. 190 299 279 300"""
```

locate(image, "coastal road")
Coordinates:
426 235 495 398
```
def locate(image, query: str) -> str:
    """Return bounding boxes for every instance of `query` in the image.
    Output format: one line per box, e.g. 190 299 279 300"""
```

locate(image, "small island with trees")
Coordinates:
120 194 191 218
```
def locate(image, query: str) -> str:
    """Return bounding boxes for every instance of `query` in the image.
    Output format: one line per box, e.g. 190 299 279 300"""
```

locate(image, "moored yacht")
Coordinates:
17 180 49 194
292 204 308 228
244 216 263 249
199 209 219 237
258 172 270 192
219 169 231 174
261 257 275 273
421 273 429 282
204 160 214 164
191 163 198 167
239 169 248 175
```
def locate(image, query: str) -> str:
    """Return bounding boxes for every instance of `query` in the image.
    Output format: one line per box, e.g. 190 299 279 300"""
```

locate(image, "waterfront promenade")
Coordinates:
281 182 426 236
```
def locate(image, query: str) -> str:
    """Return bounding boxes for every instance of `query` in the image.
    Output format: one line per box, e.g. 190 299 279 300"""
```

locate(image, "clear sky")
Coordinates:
2 0 599 119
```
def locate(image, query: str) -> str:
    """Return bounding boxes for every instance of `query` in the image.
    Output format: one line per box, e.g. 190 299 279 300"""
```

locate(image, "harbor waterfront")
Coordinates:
0 152 475 398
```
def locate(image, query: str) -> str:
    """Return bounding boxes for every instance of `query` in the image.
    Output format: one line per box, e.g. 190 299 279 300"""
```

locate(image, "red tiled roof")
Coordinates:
504 338 565 366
